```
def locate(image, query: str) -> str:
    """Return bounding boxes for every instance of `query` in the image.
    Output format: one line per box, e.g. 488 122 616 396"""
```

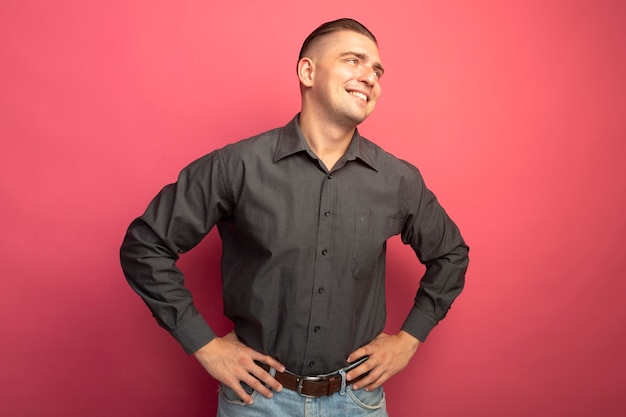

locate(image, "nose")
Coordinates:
359 66 377 87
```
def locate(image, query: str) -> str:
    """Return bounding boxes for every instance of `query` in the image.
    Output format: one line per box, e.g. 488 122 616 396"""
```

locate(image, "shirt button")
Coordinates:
324 210 331 217
318 287 325 294
321 249 328 255
327 174 333 180
308 361 315 368
313 326 321 333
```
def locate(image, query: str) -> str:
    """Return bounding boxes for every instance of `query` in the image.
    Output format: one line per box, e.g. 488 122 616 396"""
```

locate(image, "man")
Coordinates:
121 18 469 416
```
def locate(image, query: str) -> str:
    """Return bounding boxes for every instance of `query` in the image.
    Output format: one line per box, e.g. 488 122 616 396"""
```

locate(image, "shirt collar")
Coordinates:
274 114 379 172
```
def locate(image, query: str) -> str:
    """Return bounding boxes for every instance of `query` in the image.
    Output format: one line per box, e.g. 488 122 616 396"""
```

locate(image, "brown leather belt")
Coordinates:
259 362 367 397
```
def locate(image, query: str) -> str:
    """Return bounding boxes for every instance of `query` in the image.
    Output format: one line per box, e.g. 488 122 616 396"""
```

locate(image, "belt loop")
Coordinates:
338 369 347 396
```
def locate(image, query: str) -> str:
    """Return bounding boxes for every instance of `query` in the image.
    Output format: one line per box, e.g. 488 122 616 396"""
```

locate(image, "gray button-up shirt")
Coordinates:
120 115 469 375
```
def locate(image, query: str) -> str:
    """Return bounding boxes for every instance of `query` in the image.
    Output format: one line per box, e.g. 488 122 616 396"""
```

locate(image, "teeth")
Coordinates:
349 91 368 101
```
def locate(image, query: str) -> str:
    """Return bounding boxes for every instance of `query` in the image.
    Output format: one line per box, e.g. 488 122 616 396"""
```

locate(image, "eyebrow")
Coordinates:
340 51 385 75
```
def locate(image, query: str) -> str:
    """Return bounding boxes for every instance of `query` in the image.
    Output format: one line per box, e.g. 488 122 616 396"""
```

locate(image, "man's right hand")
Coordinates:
193 331 286 404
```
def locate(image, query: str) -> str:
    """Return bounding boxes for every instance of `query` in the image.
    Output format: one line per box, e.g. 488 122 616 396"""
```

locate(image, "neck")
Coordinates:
298 111 356 170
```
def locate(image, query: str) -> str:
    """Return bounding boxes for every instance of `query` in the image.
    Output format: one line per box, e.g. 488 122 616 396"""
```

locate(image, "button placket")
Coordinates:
302 172 336 373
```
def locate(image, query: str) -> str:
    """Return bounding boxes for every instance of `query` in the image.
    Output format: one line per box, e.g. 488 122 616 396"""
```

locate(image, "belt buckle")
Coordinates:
296 375 323 398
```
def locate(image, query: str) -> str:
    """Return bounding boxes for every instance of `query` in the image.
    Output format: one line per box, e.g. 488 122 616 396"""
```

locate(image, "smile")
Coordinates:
348 91 368 102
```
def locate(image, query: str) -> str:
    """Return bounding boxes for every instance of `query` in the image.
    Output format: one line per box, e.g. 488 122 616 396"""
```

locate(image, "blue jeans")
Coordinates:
216 374 388 417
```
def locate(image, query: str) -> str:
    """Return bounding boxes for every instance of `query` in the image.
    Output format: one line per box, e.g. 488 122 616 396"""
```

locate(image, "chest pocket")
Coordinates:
350 210 401 280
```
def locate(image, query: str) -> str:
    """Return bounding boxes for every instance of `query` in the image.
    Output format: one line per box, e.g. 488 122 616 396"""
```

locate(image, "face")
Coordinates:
301 30 384 127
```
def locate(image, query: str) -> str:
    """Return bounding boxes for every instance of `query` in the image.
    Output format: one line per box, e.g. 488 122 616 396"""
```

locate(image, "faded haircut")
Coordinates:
298 18 377 67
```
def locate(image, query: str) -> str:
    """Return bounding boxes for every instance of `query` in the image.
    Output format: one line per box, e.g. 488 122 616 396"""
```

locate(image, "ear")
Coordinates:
297 57 314 87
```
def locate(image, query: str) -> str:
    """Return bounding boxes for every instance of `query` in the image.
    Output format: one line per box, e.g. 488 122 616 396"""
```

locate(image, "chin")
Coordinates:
351 111 372 125
332 108 372 127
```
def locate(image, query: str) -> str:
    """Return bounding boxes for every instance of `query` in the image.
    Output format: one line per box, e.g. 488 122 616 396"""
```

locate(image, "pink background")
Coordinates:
2 1 625 416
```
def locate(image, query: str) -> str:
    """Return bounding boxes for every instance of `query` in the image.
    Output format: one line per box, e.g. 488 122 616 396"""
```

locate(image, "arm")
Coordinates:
120 153 284 402
347 169 469 390
119 154 225 353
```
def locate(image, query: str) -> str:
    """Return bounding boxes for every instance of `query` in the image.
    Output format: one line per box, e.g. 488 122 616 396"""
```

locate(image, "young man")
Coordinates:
121 18 469 416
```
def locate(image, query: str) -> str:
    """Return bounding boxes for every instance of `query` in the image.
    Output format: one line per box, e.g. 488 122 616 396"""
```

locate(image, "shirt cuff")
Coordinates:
401 305 439 343
170 313 216 354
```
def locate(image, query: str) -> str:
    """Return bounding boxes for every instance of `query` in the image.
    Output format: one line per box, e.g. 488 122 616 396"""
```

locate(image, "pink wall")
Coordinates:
2 1 625 416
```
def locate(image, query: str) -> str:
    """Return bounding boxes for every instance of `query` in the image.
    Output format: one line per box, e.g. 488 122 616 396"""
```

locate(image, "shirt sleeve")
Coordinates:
399 167 469 342
119 151 233 354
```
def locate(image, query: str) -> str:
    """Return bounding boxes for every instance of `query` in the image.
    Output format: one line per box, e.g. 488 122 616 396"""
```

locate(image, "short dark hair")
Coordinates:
298 18 378 64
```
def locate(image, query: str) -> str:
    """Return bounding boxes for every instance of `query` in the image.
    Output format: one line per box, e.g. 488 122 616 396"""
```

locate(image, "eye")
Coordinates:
347 58 358 64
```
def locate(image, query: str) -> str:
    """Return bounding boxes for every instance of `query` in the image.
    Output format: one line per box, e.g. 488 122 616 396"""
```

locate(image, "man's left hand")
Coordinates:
346 331 420 391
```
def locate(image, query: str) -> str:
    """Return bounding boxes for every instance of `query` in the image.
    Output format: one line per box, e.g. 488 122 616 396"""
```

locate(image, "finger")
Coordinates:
358 375 386 392
346 346 369 363
243 344 285 372
242 375 275 400
256 354 286 373
353 366 386 391
250 363 283 392
224 380 255 404
345 360 373 382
